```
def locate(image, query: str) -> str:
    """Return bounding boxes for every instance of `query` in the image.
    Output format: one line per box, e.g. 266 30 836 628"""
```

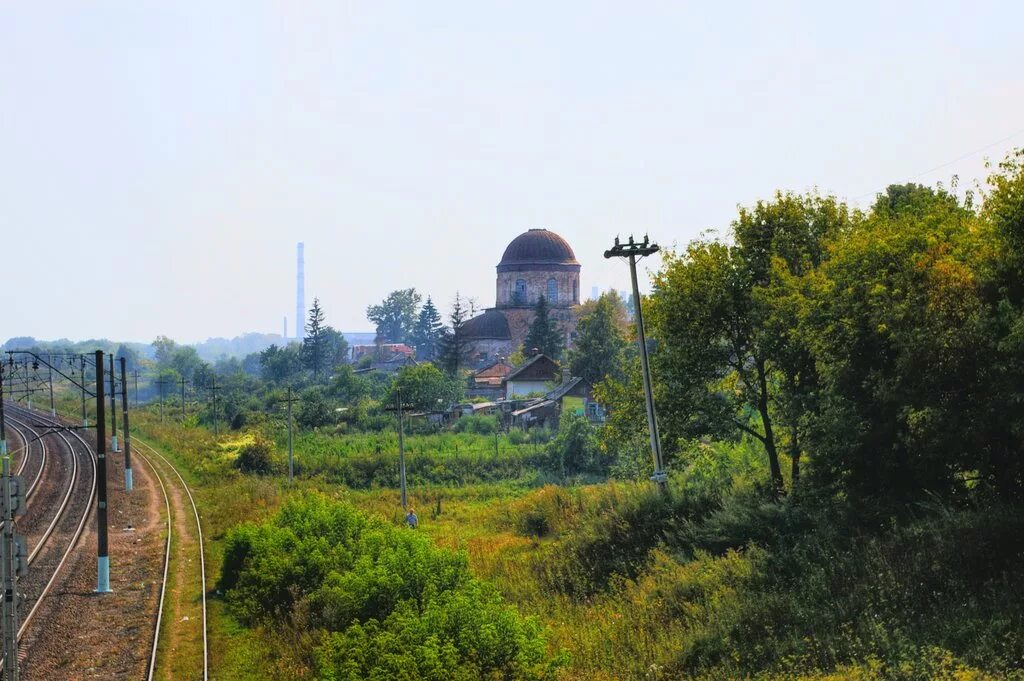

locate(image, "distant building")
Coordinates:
467 360 514 399
351 343 415 363
504 354 561 398
462 229 582 367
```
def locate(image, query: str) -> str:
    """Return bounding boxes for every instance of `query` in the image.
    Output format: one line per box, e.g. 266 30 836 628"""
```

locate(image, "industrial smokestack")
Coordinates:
296 242 305 340
283 315 288 341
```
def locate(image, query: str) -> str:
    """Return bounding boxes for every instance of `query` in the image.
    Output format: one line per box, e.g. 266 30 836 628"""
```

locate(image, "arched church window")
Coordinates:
514 279 527 304
547 278 558 304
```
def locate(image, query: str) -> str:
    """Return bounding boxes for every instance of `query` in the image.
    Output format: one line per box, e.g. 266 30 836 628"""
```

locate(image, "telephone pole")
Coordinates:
396 388 408 509
80 355 88 427
109 354 119 453
180 376 187 422
120 358 133 492
156 377 168 422
208 376 222 437
605 235 667 492
284 388 298 483
0 362 18 681
133 369 139 409
47 356 55 417
95 351 111 592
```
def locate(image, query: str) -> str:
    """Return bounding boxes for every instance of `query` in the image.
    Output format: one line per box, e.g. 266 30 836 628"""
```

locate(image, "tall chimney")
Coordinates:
296 242 305 340
283 315 288 340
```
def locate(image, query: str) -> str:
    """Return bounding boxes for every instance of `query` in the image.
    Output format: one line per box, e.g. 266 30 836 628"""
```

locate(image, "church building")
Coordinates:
461 228 582 366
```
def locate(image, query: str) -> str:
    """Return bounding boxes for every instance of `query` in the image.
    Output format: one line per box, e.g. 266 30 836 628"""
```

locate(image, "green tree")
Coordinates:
322 326 349 370
389 363 462 412
302 298 329 380
545 412 606 478
410 296 444 360
569 292 626 385
296 386 334 428
648 192 852 494
152 335 177 367
523 295 564 359
799 184 986 503
366 288 421 344
259 343 302 383
437 293 470 377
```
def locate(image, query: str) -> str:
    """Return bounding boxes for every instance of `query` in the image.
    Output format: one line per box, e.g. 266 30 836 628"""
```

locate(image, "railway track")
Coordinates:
1 403 97 670
1 402 209 679
131 435 209 681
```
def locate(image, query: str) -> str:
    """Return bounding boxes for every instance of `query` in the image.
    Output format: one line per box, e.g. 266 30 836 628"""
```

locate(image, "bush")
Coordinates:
451 413 498 434
544 413 608 478
234 437 276 475
220 494 560 680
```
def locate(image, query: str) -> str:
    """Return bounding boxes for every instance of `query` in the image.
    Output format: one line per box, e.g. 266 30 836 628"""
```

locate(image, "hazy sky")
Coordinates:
3 2 1022 344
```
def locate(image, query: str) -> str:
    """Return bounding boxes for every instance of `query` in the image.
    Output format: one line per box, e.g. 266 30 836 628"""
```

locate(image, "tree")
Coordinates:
259 344 303 383
410 296 444 360
545 413 607 478
297 386 334 428
437 293 470 377
569 293 626 385
303 298 329 381
522 295 564 360
648 192 852 494
366 289 421 344
389 363 462 412
152 335 177 367
322 327 349 370
798 184 987 502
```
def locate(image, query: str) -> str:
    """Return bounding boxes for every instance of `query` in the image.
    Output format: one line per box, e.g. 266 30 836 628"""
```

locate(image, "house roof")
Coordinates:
505 354 560 382
474 361 514 379
545 376 585 401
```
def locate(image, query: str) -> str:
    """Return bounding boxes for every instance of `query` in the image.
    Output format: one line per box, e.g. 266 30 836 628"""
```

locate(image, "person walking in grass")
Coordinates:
406 507 418 529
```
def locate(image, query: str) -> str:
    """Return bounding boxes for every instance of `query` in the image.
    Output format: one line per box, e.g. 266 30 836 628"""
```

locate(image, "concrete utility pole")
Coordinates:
396 388 408 509
133 369 139 409
180 376 186 422
0 363 17 681
95 351 111 593
156 377 167 422
605 235 668 492
47 356 55 417
120 358 133 492
109 354 119 453
209 376 221 437
80 355 88 427
286 388 296 483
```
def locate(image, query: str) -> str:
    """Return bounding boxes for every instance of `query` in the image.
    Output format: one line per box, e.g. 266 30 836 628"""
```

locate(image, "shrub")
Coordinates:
451 414 498 434
220 494 560 680
234 437 276 475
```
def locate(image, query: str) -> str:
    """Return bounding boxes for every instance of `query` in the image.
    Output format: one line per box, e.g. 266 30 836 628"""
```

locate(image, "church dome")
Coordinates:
498 229 579 270
461 309 512 340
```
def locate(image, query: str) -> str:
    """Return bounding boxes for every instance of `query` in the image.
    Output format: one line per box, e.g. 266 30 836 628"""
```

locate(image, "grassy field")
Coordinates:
119 410 1024 680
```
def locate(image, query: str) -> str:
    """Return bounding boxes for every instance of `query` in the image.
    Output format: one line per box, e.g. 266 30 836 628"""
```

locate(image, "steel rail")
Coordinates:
4 405 97 640
131 436 208 681
129 444 172 681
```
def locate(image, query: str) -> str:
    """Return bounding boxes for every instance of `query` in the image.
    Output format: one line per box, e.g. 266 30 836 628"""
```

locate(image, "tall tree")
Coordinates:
389 363 462 412
568 293 627 385
523 295 564 359
366 288 421 344
303 298 329 380
648 192 851 494
411 296 444 360
322 327 350 369
437 293 470 377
